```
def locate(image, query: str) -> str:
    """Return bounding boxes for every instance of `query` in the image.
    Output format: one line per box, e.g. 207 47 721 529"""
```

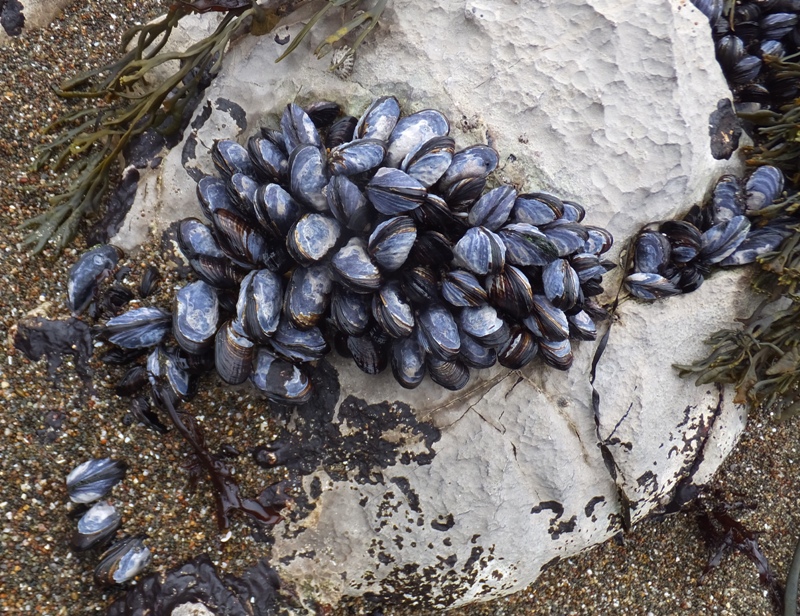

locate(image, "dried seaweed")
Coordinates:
24 0 388 253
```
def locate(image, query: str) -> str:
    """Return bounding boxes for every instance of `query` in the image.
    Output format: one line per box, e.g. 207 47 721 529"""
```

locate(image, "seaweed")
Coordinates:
23 0 389 253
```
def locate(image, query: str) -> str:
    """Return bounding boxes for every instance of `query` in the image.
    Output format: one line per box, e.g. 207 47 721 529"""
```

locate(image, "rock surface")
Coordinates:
114 0 757 609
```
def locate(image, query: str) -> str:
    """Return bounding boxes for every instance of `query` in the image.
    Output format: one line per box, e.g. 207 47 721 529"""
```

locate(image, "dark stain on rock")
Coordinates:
181 133 204 182
359 496 369 507
390 476 421 513
470 534 481 544
309 476 322 500
637 470 659 493
378 552 394 565
531 501 576 540
440 554 458 568
443 537 452 547
191 100 213 130
215 97 248 132
541 556 561 572
87 167 142 245
551 515 577 540
585 496 606 518
530 500 564 517
463 546 484 572
431 513 455 532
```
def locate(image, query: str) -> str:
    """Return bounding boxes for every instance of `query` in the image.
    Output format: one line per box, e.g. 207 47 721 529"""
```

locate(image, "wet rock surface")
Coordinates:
108 0 761 609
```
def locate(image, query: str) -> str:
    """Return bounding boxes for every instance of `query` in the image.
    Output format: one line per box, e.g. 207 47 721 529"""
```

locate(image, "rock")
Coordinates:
113 0 756 609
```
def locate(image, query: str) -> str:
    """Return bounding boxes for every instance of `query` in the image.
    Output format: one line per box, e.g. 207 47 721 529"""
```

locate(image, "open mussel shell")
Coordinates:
625 272 681 300
272 320 329 363
347 332 389 374
458 332 497 369
459 304 510 347
745 165 783 211
366 168 427 215
284 264 332 330
512 193 563 226
633 230 671 274
331 286 371 336
498 327 538 369
103 307 172 349
173 281 219 354
72 500 121 552
67 245 123 315
247 135 288 184
306 100 341 128
94 534 152 587
147 345 197 403
289 144 329 212
499 223 559 267
485 265 534 319
215 320 255 385
368 216 417 272
391 336 426 389
539 338 573 371
453 226 506 276
469 185 517 231
442 269 487 308
355 95 401 141
401 135 455 188
659 220 701 264
327 174 371 232
698 215 750 264
542 259 581 311
255 183 302 238
251 348 312 404
373 281 415 338
386 109 450 168
417 304 461 361
212 139 257 179
281 103 323 153
66 458 127 504
287 213 342 266
427 357 469 391
329 138 386 176
331 237 383 292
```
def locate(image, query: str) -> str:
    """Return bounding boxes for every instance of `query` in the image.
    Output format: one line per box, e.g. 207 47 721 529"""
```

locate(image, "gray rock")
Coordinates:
113 0 756 609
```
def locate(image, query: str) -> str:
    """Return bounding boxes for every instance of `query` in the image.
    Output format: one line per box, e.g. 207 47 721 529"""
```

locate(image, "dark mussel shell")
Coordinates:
719 221 792 266
710 174 744 224
459 304 510 347
305 100 341 128
468 185 517 231
458 332 497 369
284 264 332 330
633 230 671 274
401 135 455 188
385 109 450 168
698 215 750 264
442 269 488 308
289 144 329 212
659 220 701 264
331 286 371 336
331 237 383 292
211 139 257 179
526 295 569 341
561 200 586 223
247 135 288 184
368 216 417 272
355 95 401 141
211 208 268 266
583 226 614 255
72 500 121 551
272 320 329 363
103 307 172 349
568 310 597 341
226 172 260 220
139 265 161 298
66 458 127 504
542 258 581 311
499 223 559 267
497 326 538 370
214 320 255 385
410 194 469 239
196 176 234 220
240 269 283 341
513 192 563 226
347 333 389 375
437 144 499 206
177 218 226 261
255 183 302 238
68 245 123 315
287 213 342 266
115 365 148 397
366 168 427 215
391 336 426 389
327 174 371 232
542 220 589 257
173 281 219 354
485 265 534 319
427 357 469 391
251 348 312 404
281 103 322 154
417 304 461 361
399 265 438 306
147 345 197 404
328 138 386 176
453 226 506 276
94 535 152 587
745 165 783 212
373 281 415 338
538 338 573 371
625 272 681 300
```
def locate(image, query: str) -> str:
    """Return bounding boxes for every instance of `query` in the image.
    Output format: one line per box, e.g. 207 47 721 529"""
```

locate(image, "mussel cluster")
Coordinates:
81 96 615 403
625 164 793 299
692 0 800 102
64 458 152 586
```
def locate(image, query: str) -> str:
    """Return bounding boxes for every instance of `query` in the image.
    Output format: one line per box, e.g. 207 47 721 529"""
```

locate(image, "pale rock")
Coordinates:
113 0 756 609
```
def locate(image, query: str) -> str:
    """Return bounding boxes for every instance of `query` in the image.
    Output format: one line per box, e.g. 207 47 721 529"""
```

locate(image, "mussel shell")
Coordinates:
368 216 417 272
103 307 172 349
401 135 455 188
497 327 538 369
347 333 389 375
173 281 219 354
329 138 386 176
327 174 372 232
659 220 701 264
72 500 121 551
538 338 573 371
147 345 197 402
284 264 332 330
251 348 312 404
94 535 152 587
437 144 499 195
226 172 260 220
272 320 329 362
247 136 288 184
485 265 534 319
745 165 783 211
468 185 517 231
512 193 563 226
570 252 608 283
583 226 614 255
633 230 671 274
710 174 744 224
625 272 681 300
327 115 359 149
241 269 283 341
212 139 257 179
399 265 439 306
66 458 127 504
385 109 450 168
177 218 225 260
460 304 510 347
458 332 497 369
568 310 597 341
365 168 427 215
719 222 792 266
698 215 750 264
526 295 569 341
289 144 329 211
373 281 415 338
498 223 559 267
68 245 123 315
214 320 255 385
453 226 506 276
331 237 383 292
189 254 249 290
411 194 469 239
287 213 342 266
542 259 581 311
730 55 762 84
255 183 302 238
280 103 323 154
196 176 234 221
442 269 488 308
417 304 461 361
542 220 589 257
391 336 426 389
331 286 371 336
715 35 745 71
426 357 469 391
355 96 401 141
561 201 586 223
115 365 148 397
211 208 268 266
